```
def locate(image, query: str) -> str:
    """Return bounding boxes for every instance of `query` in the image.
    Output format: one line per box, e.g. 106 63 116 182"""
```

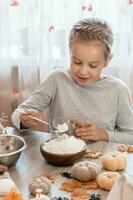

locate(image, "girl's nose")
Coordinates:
79 65 89 75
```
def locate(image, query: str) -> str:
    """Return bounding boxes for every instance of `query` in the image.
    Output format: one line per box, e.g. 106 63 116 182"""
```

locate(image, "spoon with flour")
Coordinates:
16 110 70 136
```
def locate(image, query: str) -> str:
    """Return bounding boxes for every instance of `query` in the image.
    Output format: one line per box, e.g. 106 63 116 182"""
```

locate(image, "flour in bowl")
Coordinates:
42 134 86 154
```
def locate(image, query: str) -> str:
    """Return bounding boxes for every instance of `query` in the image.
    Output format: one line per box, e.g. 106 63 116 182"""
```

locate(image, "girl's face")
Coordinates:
70 41 110 86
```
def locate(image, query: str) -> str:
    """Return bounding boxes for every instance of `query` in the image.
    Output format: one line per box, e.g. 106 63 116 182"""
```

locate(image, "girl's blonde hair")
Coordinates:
69 18 113 56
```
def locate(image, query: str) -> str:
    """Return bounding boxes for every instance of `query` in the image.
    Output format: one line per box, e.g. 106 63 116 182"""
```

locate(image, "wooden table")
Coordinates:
5 127 133 200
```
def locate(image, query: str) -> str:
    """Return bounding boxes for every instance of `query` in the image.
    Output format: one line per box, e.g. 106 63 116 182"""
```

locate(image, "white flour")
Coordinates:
57 122 68 133
42 134 86 154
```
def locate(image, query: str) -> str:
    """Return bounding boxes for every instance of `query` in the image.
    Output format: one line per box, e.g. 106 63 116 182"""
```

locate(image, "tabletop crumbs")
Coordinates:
89 194 102 200
60 172 72 179
51 197 69 200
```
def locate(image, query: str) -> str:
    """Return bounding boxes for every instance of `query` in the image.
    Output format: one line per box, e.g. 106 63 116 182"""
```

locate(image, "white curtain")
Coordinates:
0 0 133 123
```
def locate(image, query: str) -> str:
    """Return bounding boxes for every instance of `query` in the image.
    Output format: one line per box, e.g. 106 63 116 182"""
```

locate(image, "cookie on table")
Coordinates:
118 144 133 153
127 145 133 153
84 149 103 158
117 144 128 152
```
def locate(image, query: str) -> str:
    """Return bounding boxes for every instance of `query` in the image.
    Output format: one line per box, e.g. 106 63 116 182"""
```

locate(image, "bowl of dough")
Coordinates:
40 134 87 166
0 134 27 167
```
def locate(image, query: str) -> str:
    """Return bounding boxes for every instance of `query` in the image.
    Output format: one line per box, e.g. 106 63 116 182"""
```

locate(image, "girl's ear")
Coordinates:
104 53 113 67
108 53 113 60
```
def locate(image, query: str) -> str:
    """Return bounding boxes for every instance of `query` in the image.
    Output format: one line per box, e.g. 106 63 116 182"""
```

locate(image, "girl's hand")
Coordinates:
74 120 108 141
19 109 43 130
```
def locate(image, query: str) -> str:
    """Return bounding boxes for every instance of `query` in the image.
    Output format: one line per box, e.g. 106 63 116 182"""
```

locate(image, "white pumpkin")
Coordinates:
29 176 51 196
71 160 100 182
101 151 127 171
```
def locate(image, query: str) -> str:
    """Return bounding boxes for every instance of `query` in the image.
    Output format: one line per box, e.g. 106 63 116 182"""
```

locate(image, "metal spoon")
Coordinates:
30 116 49 126
16 110 74 136
16 110 49 126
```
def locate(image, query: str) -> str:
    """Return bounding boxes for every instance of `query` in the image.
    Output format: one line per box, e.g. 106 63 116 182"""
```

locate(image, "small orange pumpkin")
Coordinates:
97 171 120 191
101 151 127 171
71 160 100 182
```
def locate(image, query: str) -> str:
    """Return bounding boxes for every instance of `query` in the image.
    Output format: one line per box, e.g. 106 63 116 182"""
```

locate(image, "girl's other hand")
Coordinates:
74 120 108 142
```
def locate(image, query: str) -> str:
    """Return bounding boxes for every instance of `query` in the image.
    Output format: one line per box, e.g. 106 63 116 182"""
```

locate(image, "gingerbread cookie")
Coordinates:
127 145 133 153
84 149 102 159
118 144 133 153
118 144 128 152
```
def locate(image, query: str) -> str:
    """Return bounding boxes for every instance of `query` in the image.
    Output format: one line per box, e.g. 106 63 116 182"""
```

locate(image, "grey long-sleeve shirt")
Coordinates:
12 68 133 144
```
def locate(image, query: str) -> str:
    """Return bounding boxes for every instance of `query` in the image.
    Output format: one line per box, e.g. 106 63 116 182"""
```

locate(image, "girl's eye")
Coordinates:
74 61 81 65
89 64 98 68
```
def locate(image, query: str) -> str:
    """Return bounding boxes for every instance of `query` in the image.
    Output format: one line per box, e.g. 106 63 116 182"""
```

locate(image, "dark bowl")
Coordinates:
0 134 27 167
40 139 87 166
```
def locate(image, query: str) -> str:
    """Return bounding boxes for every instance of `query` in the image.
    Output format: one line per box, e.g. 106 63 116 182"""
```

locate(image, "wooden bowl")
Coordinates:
40 139 87 166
